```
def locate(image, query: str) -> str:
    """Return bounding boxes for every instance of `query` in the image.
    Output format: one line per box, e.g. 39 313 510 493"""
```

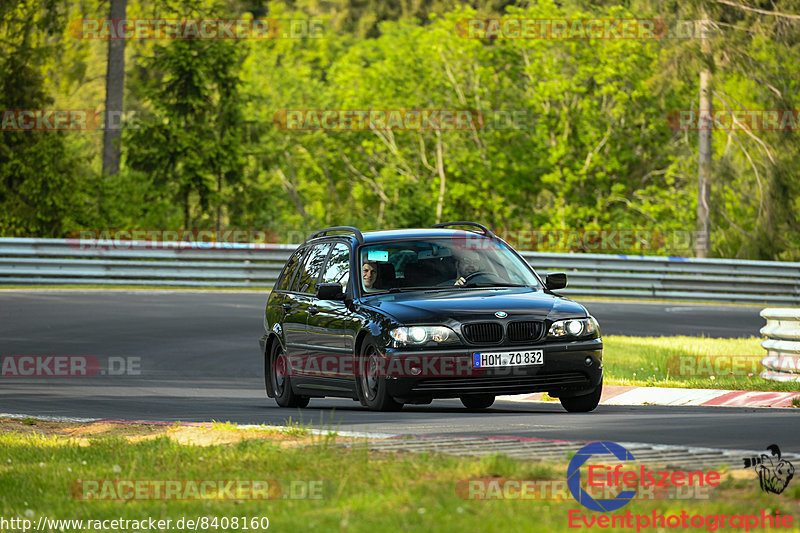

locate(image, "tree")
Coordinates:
0 0 84 236
648 0 800 258
125 24 245 229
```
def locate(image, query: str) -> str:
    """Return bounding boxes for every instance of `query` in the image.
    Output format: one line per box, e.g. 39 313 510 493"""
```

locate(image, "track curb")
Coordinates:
499 385 800 408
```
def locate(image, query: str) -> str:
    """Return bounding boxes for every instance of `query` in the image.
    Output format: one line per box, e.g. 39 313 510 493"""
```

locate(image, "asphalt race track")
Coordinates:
1 290 793 452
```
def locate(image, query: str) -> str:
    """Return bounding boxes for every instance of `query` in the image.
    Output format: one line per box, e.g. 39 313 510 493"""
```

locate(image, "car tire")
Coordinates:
460 395 495 409
268 341 309 408
358 340 403 412
559 384 602 413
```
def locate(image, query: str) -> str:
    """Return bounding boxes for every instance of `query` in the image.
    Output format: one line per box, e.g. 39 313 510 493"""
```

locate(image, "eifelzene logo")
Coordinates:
567 441 722 513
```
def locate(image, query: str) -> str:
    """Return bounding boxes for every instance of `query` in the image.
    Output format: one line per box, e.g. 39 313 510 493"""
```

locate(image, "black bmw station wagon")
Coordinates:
259 222 603 412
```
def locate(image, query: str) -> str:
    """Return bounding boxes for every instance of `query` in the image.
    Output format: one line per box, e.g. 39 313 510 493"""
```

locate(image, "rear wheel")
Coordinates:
358 341 403 412
460 395 495 409
559 384 602 413
268 341 309 408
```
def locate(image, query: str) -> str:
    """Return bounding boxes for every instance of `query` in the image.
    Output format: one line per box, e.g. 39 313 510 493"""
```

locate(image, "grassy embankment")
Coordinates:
604 336 799 393
2 419 799 532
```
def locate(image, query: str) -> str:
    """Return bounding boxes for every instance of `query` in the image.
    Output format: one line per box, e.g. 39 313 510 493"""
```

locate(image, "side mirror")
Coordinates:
316 282 344 300
545 273 567 291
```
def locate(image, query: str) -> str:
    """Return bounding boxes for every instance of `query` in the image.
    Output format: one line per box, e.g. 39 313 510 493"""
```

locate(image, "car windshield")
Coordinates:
358 238 541 292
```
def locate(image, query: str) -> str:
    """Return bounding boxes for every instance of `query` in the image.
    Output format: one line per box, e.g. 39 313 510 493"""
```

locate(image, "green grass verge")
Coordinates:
2 425 799 532
603 335 799 392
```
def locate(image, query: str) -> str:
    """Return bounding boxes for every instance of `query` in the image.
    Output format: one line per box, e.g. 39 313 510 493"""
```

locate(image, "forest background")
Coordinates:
2 0 799 260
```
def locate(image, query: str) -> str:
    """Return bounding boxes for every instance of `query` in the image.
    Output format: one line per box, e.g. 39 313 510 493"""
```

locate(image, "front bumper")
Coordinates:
380 338 603 400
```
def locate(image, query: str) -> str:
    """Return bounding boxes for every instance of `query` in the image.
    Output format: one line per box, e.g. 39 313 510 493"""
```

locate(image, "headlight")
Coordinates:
390 326 460 347
547 317 599 339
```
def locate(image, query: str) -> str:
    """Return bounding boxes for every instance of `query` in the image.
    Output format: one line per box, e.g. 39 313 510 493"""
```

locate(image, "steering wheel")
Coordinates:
458 271 504 285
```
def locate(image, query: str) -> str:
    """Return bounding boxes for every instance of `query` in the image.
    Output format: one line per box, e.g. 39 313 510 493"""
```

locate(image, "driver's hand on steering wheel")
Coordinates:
455 255 481 286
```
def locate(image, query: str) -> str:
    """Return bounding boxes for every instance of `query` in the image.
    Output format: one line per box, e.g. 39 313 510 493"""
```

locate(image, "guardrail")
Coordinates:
0 237 799 304
760 308 800 382
0 238 294 288
528 252 800 305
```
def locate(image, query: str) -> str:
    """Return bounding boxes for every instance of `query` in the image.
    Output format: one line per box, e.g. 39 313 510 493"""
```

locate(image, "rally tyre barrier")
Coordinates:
760 308 800 382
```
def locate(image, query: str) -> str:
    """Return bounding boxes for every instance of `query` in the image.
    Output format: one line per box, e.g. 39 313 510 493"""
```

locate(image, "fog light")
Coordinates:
584 357 593 366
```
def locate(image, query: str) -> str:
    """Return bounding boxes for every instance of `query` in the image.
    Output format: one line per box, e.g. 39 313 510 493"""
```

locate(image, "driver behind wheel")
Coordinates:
361 260 380 292
454 250 481 286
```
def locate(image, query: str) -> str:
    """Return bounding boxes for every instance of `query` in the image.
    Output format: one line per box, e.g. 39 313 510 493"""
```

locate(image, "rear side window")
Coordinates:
276 248 305 291
320 242 350 288
293 243 331 294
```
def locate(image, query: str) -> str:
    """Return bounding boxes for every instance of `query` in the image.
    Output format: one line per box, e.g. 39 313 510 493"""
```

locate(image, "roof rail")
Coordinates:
430 221 496 239
305 226 364 245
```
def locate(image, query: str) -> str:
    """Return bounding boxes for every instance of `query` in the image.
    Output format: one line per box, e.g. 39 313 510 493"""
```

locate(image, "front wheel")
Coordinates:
358 341 403 412
460 395 495 409
559 384 602 413
268 341 309 408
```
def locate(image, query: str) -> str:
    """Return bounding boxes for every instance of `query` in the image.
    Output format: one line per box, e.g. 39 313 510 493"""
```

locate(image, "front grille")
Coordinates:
507 321 543 343
462 322 503 344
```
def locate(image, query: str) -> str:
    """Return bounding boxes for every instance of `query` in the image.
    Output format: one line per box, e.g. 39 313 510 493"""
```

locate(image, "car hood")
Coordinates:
360 287 588 324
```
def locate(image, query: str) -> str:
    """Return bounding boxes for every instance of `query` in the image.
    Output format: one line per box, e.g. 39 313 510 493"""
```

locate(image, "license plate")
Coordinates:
472 350 544 368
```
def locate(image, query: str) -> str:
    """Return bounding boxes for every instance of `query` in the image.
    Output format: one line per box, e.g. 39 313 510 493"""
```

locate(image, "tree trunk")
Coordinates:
102 0 127 177
184 188 190 230
435 132 446 224
217 172 222 230
696 22 712 258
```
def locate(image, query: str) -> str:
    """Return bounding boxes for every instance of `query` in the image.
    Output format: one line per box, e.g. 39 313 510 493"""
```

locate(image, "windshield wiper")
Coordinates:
387 286 454 292
462 282 528 288
375 283 528 293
